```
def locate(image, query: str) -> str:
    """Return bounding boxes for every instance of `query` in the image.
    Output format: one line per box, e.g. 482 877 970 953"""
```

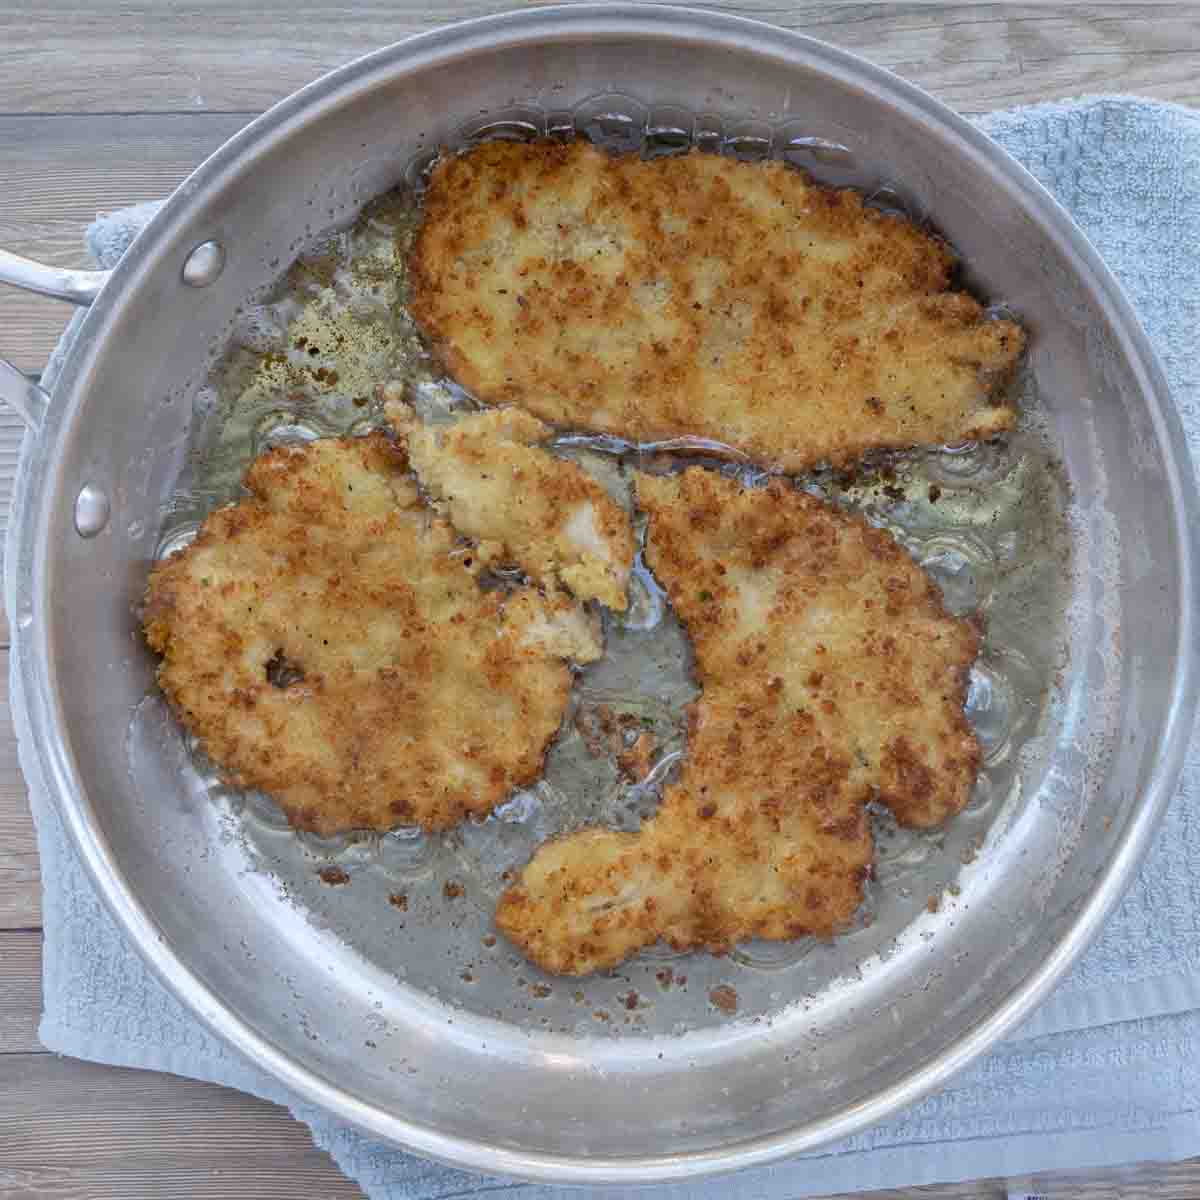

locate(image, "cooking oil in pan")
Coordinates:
144 142 1071 1036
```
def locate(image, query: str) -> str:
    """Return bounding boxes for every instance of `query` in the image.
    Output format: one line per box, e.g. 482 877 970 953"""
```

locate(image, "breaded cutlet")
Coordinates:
411 139 1024 473
496 467 981 975
386 400 635 610
143 433 600 836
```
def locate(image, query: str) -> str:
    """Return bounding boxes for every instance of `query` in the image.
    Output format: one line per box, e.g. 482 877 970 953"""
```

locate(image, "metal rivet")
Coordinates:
74 483 111 538
182 240 225 288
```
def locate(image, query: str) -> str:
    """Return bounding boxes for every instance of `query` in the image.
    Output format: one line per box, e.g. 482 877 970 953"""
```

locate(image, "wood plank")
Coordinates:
0 930 41 1053
0 649 38 930
0 113 250 593
1 7 1199 1196
2 8 1197 372
894 1160 1200 1199
1 8 1196 373
1 13 1197 372
7 914 1199 1197
0 113 252 373
0 3 1196 116
0 1053 366 1197
2 1048 1200 1199
0 409 22 595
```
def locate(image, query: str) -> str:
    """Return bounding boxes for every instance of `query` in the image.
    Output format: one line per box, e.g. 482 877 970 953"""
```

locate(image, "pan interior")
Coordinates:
37 21 1174 1167
134 104 1073 1036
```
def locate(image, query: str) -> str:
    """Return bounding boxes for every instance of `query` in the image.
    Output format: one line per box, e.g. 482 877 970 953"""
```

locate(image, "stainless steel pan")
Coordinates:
3 5 1197 1184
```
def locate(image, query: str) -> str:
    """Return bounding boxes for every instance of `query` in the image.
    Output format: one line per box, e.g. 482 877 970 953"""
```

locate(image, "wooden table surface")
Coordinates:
2 3 1199 1196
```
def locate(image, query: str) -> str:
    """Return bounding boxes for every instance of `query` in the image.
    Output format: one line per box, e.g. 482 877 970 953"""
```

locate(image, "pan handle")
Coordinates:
0 249 112 432
0 249 109 306
0 358 51 431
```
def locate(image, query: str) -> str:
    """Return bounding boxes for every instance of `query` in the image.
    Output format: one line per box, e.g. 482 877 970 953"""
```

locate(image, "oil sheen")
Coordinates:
148 162 1071 1035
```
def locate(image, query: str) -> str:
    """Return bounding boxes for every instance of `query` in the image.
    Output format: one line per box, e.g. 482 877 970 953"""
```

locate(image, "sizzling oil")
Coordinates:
153 170 1071 1032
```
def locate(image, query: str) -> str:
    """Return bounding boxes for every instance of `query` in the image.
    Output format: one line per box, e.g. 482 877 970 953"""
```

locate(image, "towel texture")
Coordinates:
10 97 1200 1197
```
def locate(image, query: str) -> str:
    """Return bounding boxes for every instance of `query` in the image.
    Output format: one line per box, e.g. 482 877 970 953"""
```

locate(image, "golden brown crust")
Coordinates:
386 400 635 609
496 468 981 975
143 434 588 836
411 140 1023 472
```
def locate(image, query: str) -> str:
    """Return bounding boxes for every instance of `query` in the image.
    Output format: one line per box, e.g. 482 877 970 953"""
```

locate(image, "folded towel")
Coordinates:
10 96 1200 1197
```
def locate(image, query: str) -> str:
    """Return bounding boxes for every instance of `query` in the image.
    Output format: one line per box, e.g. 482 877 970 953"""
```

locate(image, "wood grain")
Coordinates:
0 407 20 633
0 3 1196 116
2 6 1197 374
12 938 1197 1198
0 113 250 603
0 1053 366 1197
0 113 251 372
0 930 41 1053
2 1050 1200 1200
1 4 1199 1197
0 651 37 931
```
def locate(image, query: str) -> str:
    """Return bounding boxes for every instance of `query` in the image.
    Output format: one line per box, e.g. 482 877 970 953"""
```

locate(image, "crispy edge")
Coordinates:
496 467 981 974
409 139 1024 470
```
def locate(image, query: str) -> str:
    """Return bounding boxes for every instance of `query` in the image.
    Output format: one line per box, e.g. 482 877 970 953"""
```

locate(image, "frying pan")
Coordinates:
2 5 1197 1184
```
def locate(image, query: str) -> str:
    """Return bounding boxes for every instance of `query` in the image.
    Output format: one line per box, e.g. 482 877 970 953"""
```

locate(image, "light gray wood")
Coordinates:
0 6 1194 365
0 113 251 639
5 938 1198 1197
3 1053 1200 1200
0 5 1195 372
0 408 21 630
0 113 251 373
0 799 37 930
0 1053 367 1197
2 4 1199 1196
0 651 37 931
0 930 42 1053
0 2 1195 116
898 1161 1200 1199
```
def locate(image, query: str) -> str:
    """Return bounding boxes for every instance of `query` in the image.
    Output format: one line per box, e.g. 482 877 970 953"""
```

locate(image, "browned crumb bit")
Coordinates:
576 703 661 781
482 934 497 948
592 1009 611 1023
960 835 985 865
317 866 350 886
928 484 942 503
574 703 616 757
388 892 408 911
709 984 739 1015
617 732 657 782
460 970 475 983
926 893 941 914
443 880 464 900
531 983 553 999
